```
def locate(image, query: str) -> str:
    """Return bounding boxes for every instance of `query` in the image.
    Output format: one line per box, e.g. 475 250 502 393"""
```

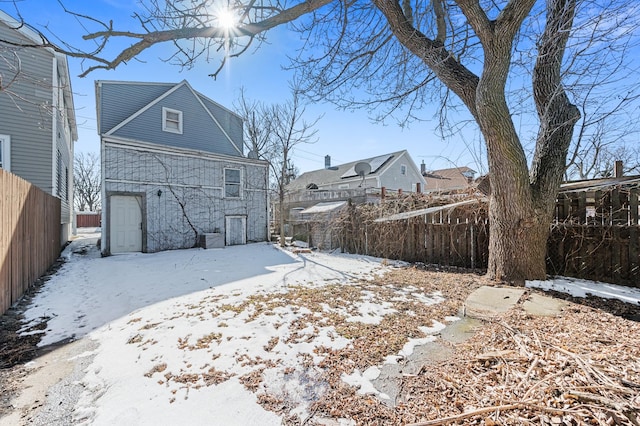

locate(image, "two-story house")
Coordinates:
96 80 269 254
288 150 426 194
0 10 77 243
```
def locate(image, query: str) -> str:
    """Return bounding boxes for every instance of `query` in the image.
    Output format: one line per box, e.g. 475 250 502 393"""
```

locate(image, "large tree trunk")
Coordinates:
372 0 579 284
487 194 550 284
479 114 551 283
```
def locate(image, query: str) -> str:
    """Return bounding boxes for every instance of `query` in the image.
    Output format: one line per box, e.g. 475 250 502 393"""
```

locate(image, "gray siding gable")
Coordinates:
97 81 175 134
198 94 243 155
100 81 243 157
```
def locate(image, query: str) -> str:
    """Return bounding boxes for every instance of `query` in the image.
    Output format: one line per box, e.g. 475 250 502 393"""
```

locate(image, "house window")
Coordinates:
0 135 10 171
400 164 407 175
224 168 241 198
56 150 62 197
162 107 183 134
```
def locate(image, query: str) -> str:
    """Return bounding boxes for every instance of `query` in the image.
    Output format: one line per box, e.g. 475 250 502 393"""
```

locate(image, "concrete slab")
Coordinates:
440 316 481 343
522 293 568 316
371 340 454 406
370 288 569 407
371 316 479 406
464 286 525 319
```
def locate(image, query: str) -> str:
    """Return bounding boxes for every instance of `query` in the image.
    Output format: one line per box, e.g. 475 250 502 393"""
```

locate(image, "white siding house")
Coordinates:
287 150 426 193
97 80 268 254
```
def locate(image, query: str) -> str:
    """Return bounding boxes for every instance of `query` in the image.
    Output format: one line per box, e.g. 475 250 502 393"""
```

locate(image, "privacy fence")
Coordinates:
330 186 640 287
1 169 61 315
76 211 101 228
547 187 639 286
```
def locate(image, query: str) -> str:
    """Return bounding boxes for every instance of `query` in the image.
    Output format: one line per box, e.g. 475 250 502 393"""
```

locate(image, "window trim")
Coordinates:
400 164 407 176
224 168 242 198
0 134 10 171
162 107 183 134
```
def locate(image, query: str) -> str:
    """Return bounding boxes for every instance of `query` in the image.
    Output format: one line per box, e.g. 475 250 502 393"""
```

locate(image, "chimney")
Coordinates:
325 155 331 169
420 160 426 175
614 160 624 178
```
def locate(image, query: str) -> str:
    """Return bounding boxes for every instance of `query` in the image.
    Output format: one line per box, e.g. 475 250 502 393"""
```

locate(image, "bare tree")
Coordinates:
566 121 640 180
233 87 274 161
74 152 101 211
271 86 320 247
9 0 640 282
235 83 320 246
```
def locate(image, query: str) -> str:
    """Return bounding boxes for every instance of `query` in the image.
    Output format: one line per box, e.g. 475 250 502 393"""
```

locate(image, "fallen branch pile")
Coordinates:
399 307 640 425
277 268 640 425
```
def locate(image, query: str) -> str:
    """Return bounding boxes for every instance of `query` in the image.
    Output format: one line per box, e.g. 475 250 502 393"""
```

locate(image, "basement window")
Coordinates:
162 107 183 134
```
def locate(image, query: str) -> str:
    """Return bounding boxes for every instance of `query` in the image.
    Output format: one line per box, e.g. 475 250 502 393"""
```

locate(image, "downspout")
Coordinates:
100 138 107 254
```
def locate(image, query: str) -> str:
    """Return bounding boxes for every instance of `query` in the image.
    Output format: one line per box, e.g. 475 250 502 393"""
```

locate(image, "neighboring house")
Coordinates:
283 149 425 214
288 150 426 193
421 164 477 194
280 150 425 245
96 80 269 254
0 10 77 243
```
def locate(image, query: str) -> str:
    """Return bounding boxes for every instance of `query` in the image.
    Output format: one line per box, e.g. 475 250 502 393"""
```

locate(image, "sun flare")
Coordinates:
217 8 236 30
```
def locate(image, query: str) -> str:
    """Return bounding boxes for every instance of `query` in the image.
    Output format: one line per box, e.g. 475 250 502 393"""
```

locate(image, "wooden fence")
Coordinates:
339 212 490 271
1 169 61 315
334 187 640 287
547 187 639 286
76 211 101 228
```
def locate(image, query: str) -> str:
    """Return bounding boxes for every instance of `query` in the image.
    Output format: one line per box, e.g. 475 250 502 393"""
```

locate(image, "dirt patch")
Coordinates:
0 257 66 368
0 257 66 418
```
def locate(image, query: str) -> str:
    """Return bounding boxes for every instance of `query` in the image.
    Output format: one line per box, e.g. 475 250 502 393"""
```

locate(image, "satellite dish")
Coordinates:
354 162 371 187
247 150 258 159
354 162 372 177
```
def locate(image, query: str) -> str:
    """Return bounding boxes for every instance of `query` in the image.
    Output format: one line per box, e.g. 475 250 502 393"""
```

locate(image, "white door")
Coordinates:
225 216 246 246
110 195 142 253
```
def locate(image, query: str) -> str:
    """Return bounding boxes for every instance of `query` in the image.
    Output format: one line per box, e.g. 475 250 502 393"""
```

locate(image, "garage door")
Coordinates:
110 195 142 253
225 216 246 246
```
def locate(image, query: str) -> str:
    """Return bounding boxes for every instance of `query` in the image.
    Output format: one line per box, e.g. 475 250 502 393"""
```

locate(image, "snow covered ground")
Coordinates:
19 230 402 425
15 229 640 425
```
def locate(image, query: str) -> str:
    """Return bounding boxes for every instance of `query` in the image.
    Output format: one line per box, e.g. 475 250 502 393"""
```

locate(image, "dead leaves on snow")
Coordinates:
128 264 639 425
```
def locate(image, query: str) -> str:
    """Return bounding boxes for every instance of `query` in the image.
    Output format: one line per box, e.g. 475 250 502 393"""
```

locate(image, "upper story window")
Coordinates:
162 107 183 134
0 135 10 171
400 164 407 175
224 168 242 198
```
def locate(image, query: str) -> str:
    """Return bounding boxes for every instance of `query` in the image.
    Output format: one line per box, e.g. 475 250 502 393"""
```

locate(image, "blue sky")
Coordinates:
5 0 485 174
